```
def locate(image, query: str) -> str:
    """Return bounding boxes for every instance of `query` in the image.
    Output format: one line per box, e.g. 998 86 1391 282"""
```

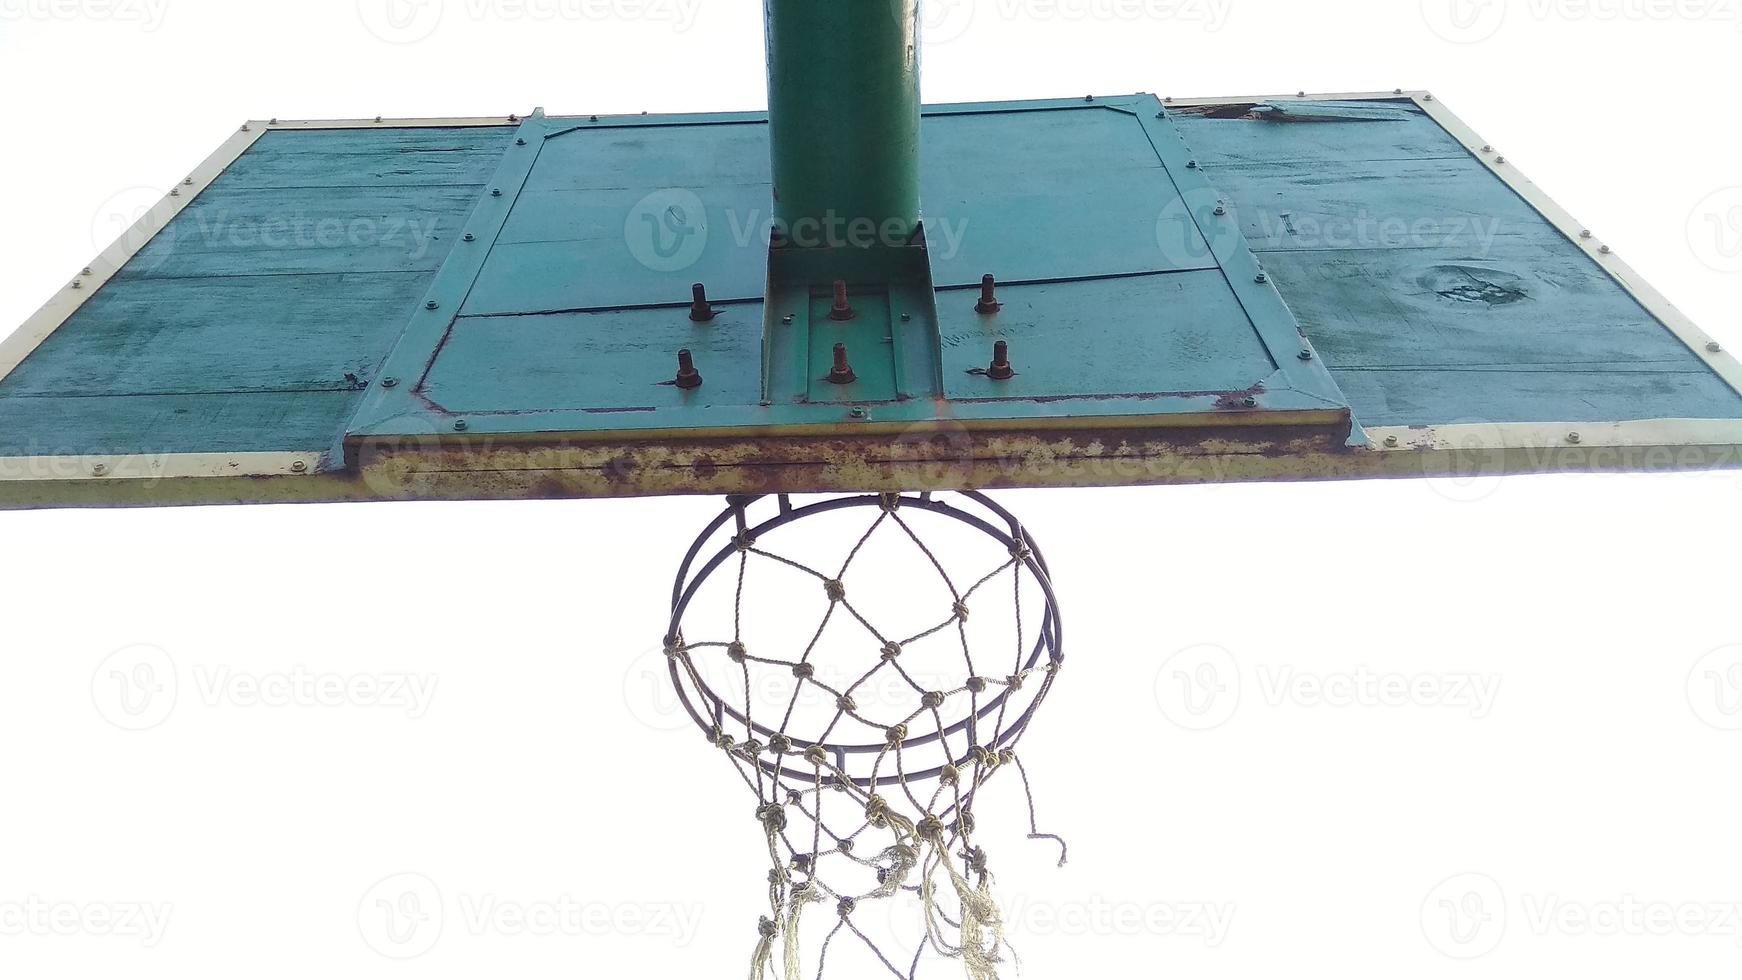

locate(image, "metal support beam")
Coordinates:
764 0 922 252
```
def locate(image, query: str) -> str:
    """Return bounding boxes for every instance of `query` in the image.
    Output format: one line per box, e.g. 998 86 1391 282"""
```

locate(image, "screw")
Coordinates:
463 233 476 242
976 274 1003 314
1579 230 1593 239
508 114 519 122
71 281 82 290
170 188 179 197
426 300 439 310
987 341 1015 381
1708 341 1723 353
491 188 503 197
1255 272 1269 283
1600 245 1612 255
83 267 93 275
291 460 309 473
453 420 468 432
1186 160 1199 169
1298 348 1314 361
849 408 869 420
1384 435 1400 448
829 280 856 322
381 377 399 388
689 283 717 322
675 349 703 389
1482 144 1494 153
1495 156 1507 165
516 137 526 146
827 344 857 385
1213 204 1227 216
269 117 278 125
182 178 193 186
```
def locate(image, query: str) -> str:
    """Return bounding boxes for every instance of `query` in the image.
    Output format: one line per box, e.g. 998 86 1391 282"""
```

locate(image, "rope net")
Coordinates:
663 492 1065 979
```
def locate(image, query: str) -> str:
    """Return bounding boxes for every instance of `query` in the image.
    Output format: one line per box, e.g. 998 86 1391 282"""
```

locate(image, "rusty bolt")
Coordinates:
976 274 1002 314
987 341 1015 381
826 343 857 385
674 349 703 389
828 280 856 321
689 282 717 322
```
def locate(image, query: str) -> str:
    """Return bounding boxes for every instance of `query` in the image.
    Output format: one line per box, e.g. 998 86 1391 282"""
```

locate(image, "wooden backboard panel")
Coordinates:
1 94 1738 508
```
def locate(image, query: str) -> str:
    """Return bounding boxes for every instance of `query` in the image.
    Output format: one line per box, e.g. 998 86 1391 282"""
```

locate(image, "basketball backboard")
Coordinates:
4 91 1740 509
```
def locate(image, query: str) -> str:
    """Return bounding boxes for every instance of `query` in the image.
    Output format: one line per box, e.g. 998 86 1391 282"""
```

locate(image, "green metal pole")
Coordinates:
764 0 922 251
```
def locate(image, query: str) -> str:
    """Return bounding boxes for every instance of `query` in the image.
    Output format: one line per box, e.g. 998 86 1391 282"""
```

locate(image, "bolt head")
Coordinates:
425 300 439 310
290 460 309 474
91 463 108 477
1298 349 1314 361
491 188 503 197
1384 435 1400 448
1567 432 1582 444
516 137 526 146
453 420 469 432
70 281 82 290
1580 230 1593 239
849 408 868 420
1708 342 1723 353
381 377 399 388
1599 245 1612 254
463 233 476 242
781 314 795 325
82 267 93 275
1255 272 1269 284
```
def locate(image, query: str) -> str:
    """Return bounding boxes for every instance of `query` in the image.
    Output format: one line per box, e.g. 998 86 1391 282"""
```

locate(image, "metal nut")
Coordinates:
290 460 309 473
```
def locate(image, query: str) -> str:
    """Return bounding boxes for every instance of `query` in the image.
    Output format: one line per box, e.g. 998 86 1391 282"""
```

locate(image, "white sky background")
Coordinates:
2 1 1742 977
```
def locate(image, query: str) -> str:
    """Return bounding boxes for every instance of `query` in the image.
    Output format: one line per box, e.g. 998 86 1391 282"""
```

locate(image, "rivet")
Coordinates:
269 117 278 125
1495 156 1507 165
1213 204 1227 216
1242 396 1258 408
1567 432 1582 444
1579 230 1593 239
849 407 869 420
374 116 384 123
508 114 519 122
976 274 1003 314
182 178 193 186
1708 342 1723 353
491 188 503 197
169 188 180 197
1186 160 1199 169
1394 88 1404 95
453 420 469 432
71 280 82 290
463 233 475 242
426 300 439 310
1297 90 1306 98
1084 94 1094 102
1298 348 1315 361
1599 245 1612 254
689 282 717 322
515 137 526 146
829 280 856 322
987 340 1015 381
590 115 599 122
91 463 108 477
675 349 703 389
381 377 399 388
1165 96 1174 103
240 124 250 132
290 460 309 473
827 343 857 385
900 312 912 322
1255 272 1269 283
781 314 795 325
1423 93 1435 101
1384 435 1400 448
1482 144 1494 153
82 267 93 275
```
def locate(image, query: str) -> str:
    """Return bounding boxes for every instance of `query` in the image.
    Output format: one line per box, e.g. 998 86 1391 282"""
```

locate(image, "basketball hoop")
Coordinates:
664 492 1067 978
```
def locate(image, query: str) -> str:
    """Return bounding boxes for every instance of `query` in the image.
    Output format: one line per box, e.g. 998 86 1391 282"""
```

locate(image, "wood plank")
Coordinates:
0 391 360 456
1 272 430 396
1169 101 1469 167
216 127 516 189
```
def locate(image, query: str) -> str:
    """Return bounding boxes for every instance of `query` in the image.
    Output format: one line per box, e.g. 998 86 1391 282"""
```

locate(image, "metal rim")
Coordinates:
665 491 1064 789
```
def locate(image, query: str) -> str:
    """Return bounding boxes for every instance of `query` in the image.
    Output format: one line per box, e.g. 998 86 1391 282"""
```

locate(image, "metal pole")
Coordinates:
764 0 922 251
